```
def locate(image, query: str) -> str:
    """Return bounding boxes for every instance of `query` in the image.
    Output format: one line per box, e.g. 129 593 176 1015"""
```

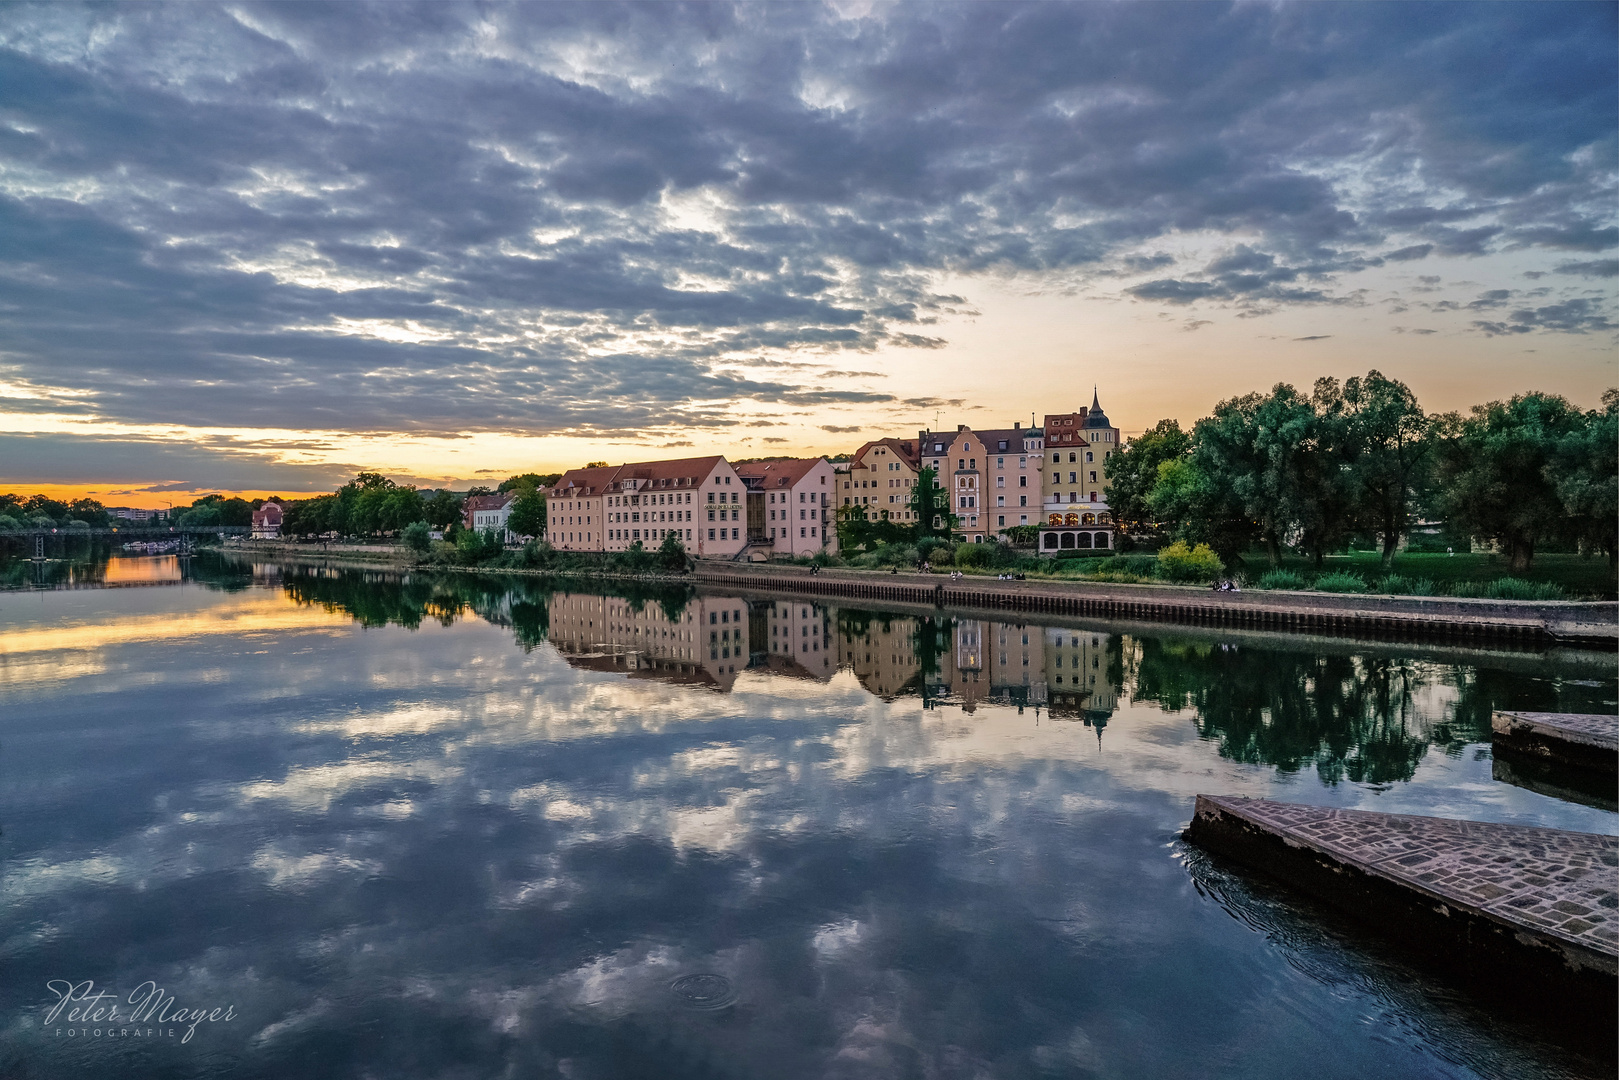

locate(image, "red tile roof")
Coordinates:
735 457 825 488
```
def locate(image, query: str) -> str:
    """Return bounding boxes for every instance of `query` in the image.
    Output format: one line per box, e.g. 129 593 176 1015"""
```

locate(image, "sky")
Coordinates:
0 1 1614 506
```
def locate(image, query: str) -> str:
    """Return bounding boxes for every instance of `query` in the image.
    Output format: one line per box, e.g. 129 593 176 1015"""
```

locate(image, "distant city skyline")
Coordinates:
0 2 1613 506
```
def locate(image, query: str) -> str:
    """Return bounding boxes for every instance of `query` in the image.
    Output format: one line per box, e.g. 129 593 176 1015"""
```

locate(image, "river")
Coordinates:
1 553 1614 1079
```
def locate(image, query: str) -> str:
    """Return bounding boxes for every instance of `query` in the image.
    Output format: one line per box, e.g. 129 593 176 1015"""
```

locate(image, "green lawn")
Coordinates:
1261 550 1617 600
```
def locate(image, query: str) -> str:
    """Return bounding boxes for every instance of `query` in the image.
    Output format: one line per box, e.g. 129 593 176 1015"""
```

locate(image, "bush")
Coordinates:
401 521 432 555
1313 571 1369 593
926 543 956 566
1114 554 1157 576
1257 569 1308 590
1155 541 1223 583
1379 574 1436 596
1482 577 1566 601
955 543 994 569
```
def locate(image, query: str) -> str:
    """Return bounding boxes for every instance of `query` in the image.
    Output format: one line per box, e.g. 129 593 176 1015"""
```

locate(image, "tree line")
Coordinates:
1107 372 1617 572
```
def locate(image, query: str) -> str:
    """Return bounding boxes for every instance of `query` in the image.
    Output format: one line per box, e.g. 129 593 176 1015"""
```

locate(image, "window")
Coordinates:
708 529 715 540
998 516 1005 526
1069 472 1077 483
1090 471 1097 482
1018 475 1027 487
1086 451 1093 462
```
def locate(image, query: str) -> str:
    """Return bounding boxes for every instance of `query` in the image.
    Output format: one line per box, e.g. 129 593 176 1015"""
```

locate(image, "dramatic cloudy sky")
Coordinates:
0 2 1614 501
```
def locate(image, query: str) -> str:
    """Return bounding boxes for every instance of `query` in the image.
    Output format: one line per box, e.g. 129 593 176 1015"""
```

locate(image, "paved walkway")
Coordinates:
1189 795 1618 968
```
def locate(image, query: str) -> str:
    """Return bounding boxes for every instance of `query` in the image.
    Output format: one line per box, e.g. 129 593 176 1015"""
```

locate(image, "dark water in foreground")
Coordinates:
1 555 1614 1079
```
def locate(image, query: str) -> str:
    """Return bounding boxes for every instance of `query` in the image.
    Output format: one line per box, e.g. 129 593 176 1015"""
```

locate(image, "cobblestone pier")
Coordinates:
1185 795 1618 1022
1492 711 1619 775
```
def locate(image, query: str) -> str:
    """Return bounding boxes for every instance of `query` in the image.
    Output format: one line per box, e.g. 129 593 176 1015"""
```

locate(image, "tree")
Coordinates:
1294 378 1360 569
1435 393 1585 572
500 472 561 494
1107 419 1191 531
400 521 432 556
1178 388 1314 566
906 466 954 542
1549 388 1618 568
508 489 546 538
1342 370 1433 565
1148 457 1257 565
424 489 462 529
657 529 688 571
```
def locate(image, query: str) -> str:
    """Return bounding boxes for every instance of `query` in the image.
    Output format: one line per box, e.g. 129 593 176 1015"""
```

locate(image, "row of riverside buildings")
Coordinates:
474 391 1123 559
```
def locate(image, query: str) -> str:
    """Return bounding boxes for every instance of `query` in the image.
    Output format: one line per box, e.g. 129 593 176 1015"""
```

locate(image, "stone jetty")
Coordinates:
1492 711 1619 775
1185 795 1618 1022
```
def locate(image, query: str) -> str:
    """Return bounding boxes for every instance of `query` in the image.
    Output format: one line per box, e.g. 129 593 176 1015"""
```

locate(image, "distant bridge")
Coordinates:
0 526 251 538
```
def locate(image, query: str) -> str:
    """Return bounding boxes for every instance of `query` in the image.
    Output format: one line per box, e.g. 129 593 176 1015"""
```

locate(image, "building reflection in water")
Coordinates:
547 593 837 690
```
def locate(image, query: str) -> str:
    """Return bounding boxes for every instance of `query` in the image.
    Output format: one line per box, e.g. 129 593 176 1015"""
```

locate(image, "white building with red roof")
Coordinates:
462 491 519 542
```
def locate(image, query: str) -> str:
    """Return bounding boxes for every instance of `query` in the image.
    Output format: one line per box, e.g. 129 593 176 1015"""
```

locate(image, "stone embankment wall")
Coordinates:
694 563 1618 649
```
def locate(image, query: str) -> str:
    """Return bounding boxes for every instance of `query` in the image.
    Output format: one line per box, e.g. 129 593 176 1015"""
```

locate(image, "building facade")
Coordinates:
917 423 1043 542
1039 391 1120 553
547 455 749 559
840 437 922 524
250 500 283 539
736 457 836 558
464 492 519 542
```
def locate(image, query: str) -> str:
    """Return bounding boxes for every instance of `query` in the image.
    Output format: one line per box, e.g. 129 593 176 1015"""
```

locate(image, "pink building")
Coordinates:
548 455 748 559
735 457 837 558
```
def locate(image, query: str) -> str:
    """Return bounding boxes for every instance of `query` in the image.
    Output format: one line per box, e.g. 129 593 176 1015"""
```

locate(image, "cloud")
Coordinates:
1472 297 1616 337
0 433 357 491
1554 259 1619 278
819 425 863 433
0 0 1611 444
1292 335 1332 342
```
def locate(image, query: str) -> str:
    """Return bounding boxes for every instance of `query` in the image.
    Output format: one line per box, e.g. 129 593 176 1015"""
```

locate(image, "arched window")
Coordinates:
1075 532 1093 548
1059 532 1075 548
1043 532 1059 549
1064 513 1080 526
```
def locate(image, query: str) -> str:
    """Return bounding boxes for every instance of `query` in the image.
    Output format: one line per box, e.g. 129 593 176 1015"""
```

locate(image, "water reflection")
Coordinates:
1 560 1613 1080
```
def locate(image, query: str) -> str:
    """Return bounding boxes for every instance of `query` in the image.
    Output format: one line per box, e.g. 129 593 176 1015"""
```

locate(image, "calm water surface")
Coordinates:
1 555 1615 1079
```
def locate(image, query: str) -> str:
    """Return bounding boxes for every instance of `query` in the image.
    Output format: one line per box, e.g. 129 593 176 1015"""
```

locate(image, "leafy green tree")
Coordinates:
1550 388 1618 568
1107 419 1191 531
1341 370 1433 565
400 521 432 555
424 489 463 529
499 472 561 493
1435 392 1586 572
906 466 954 542
1149 453 1258 566
1294 378 1360 568
508 489 547 538
657 529 688 571
23 494 69 521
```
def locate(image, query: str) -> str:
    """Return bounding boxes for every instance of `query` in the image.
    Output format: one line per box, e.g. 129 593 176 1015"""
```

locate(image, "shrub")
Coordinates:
1155 541 1223 583
1379 574 1436 596
1114 554 1158 576
1314 571 1369 593
927 543 956 566
1482 577 1566 602
1257 569 1308 591
955 543 997 569
401 521 432 555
